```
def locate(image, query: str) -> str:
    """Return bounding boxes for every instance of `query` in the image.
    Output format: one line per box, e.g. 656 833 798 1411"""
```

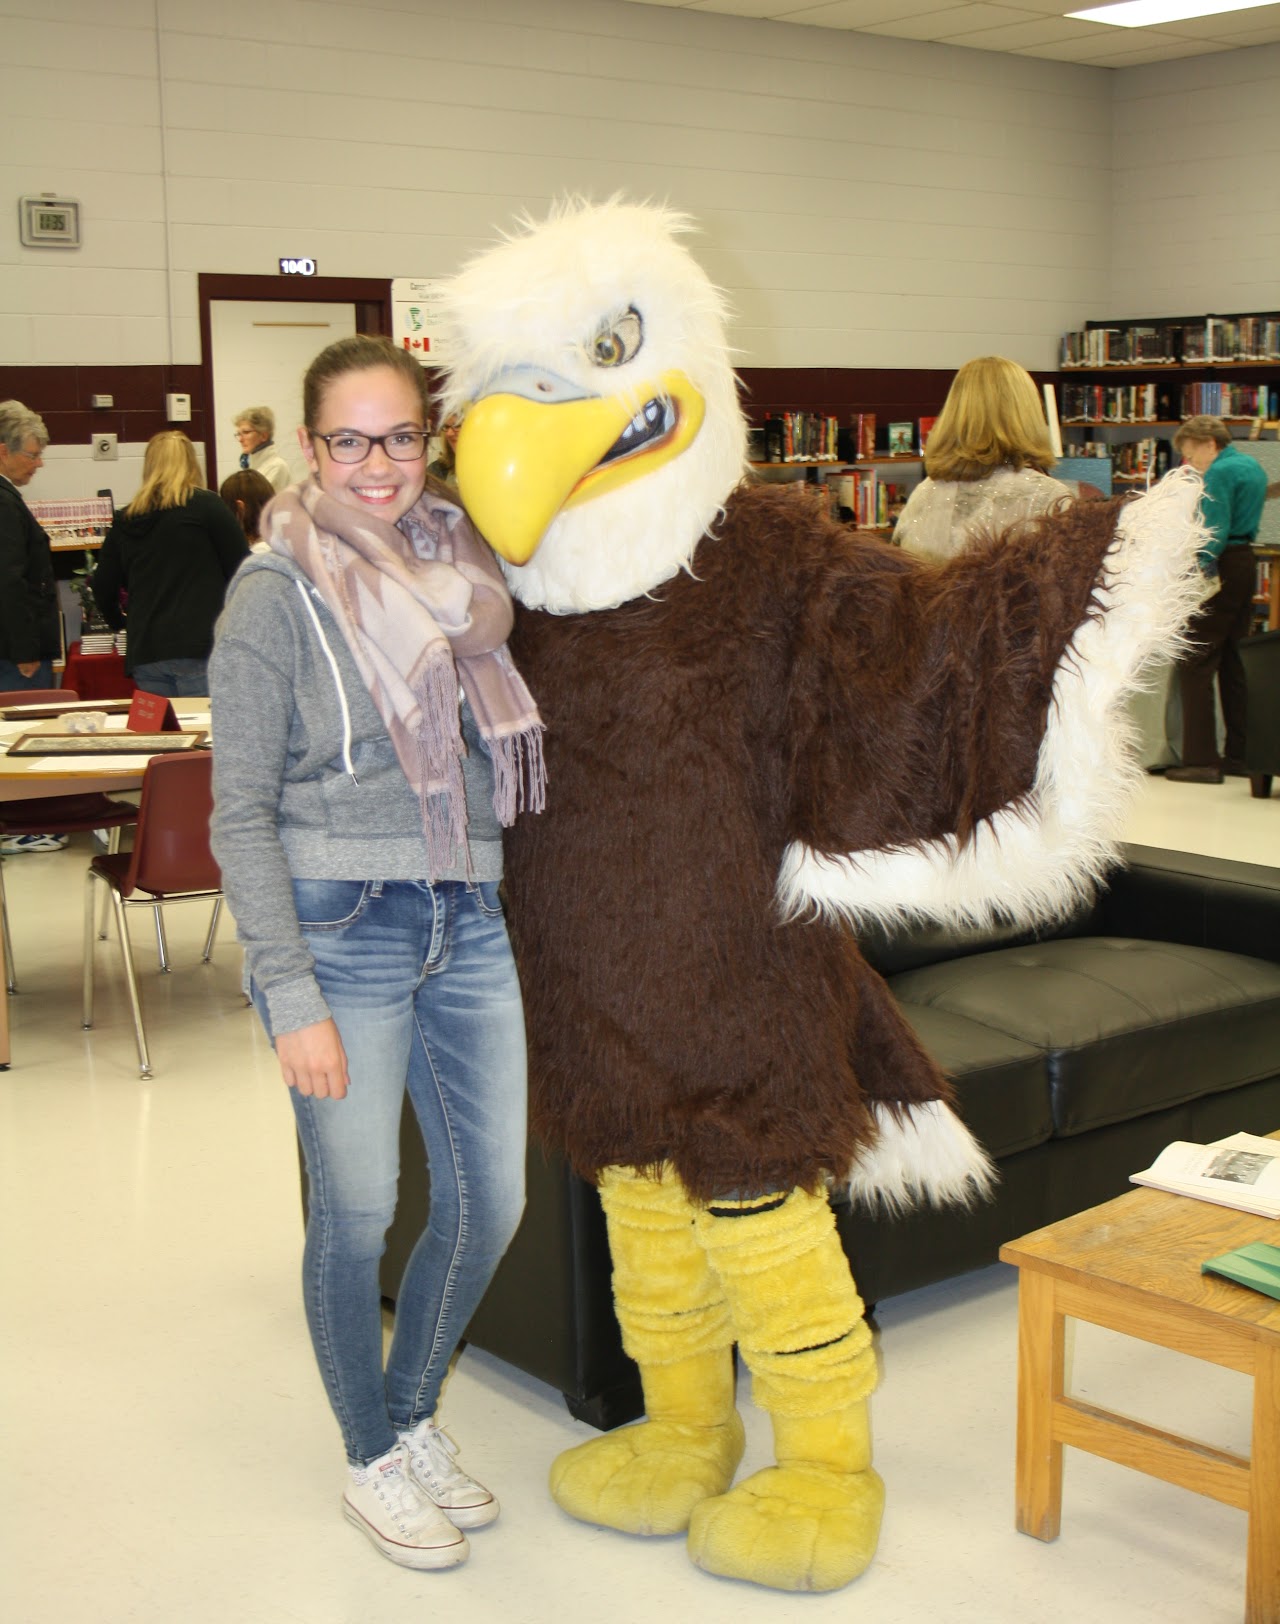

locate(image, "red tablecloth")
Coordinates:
62 642 135 701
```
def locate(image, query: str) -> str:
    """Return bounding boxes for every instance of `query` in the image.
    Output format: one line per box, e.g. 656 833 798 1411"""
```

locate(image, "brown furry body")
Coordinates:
504 483 1123 1201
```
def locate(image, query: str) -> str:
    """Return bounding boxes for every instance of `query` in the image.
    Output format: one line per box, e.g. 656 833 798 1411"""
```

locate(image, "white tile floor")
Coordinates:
1 772 1275 1624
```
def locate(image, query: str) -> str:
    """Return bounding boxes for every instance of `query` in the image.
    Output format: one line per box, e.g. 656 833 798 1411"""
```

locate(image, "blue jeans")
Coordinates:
0 658 54 692
131 657 209 697
257 878 527 1464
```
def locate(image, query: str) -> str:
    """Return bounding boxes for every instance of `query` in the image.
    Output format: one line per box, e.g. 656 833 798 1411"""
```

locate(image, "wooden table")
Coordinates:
0 701 211 1068
1000 1180 1280 1623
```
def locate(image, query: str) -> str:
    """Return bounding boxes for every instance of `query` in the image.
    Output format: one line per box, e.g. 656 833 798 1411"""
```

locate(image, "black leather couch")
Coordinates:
1240 628 1280 798
380 844 1280 1430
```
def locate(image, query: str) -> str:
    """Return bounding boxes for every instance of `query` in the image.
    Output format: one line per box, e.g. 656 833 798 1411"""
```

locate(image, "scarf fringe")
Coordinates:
413 662 470 875
489 725 548 825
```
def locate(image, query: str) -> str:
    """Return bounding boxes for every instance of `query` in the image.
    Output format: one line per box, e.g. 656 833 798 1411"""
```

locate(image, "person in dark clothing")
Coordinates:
0 400 59 693
1167 414 1269 784
92 431 249 696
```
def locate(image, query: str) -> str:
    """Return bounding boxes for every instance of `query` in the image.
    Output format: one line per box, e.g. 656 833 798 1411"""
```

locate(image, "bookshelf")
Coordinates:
1059 316 1280 632
745 409 926 532
1057 311 1280 487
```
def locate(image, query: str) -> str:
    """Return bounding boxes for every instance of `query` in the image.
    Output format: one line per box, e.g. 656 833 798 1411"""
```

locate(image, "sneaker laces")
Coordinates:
404 1422 471 1495
353 1447 431 1521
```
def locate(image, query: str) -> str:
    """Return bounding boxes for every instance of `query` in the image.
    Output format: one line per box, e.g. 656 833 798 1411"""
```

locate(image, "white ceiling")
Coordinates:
621 0 1280 66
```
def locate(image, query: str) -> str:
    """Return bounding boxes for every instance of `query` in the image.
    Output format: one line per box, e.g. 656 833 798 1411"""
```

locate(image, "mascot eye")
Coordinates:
589 308 643 368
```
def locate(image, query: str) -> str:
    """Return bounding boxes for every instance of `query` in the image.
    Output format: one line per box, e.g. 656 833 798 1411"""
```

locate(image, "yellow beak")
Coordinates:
455 370 705 565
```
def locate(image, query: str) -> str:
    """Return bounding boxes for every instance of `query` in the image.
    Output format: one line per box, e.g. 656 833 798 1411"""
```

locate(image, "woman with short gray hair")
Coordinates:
0 399 59 694
233 405 291 491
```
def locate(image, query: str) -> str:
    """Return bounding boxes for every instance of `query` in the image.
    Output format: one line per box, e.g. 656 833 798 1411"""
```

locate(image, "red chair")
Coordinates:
0 688 74 711
0 687 138 994
82 751 223 1078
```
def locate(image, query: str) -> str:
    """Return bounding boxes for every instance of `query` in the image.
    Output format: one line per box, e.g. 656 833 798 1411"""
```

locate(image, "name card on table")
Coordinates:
128 691 180 733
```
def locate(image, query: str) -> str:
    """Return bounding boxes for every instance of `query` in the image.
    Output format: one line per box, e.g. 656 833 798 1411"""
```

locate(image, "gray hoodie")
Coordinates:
209 551 501 1036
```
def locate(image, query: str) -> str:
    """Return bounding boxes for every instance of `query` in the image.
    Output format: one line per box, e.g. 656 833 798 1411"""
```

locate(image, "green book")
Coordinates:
1201 1242 1280 1301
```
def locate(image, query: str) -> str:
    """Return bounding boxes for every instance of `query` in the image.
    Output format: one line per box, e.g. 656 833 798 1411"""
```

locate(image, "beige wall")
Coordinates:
4 0 1115 379
4 0 1276 502
1109 39 1280 318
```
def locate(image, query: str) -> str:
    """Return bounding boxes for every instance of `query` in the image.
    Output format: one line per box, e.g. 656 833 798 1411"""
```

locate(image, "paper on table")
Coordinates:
20 754 158 773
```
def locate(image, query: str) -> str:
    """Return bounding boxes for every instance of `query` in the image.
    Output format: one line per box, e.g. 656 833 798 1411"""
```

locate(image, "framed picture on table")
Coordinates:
6 731 208 757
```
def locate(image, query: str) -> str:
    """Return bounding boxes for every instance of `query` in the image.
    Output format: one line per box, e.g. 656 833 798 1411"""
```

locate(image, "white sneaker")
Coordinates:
342 1444 469 1570
400 1419 500 1528
0 833 70 854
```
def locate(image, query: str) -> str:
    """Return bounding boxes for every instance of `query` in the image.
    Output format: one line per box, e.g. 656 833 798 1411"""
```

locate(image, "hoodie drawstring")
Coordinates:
295 579 358 783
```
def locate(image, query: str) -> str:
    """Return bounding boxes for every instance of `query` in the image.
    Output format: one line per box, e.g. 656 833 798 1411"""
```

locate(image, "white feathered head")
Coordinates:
438 198 747 612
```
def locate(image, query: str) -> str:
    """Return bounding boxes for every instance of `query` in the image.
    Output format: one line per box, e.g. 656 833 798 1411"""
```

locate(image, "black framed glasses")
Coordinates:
310 429 428 464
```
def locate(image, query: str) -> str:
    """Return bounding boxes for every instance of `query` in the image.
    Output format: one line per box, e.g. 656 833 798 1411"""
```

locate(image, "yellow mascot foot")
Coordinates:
687 1461 885 1592
550 1414 746 1535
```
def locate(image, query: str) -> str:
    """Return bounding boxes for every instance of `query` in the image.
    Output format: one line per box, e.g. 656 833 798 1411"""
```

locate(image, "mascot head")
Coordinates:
439 198 747 612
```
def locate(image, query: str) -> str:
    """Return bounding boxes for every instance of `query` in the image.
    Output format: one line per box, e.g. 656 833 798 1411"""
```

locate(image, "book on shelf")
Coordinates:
918 416 937 454
1201 1242 1280 1301
886 421 913 456
1130 1131 1280 1218
1061 313 1280 368
849 412 876 462
757 410 840 463
27 495 114 550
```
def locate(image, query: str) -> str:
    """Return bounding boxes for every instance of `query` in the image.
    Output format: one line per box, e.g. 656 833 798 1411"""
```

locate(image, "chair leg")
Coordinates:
153 903 170 973
1250 773 1273 799
109 893 152 1078
83 870 99 1029
97 828 122 940
201 897 223 964
1 860 15 996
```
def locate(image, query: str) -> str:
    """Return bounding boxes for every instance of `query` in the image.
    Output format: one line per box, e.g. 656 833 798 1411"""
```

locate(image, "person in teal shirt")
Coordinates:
1167 415 1269 783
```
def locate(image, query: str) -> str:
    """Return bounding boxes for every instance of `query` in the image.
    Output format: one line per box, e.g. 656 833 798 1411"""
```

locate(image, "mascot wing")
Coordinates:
777 467 1208 936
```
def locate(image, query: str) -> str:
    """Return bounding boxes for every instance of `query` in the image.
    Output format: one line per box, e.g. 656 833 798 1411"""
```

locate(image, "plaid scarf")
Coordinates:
265 477 544 876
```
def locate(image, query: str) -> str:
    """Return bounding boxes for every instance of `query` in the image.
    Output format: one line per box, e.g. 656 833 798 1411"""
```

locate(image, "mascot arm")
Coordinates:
778 468 1206 934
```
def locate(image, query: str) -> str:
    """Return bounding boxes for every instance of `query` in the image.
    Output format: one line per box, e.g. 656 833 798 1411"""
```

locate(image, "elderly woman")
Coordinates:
0 399 58 692
893 356 1073 560
232 405 292 491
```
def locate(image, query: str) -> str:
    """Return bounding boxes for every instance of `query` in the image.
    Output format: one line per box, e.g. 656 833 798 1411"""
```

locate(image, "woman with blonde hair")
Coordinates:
893 356 1073 560
92 430 249 695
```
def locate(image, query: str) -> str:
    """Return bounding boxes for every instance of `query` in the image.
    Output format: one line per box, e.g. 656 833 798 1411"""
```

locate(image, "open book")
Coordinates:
1130 1131 1280 1218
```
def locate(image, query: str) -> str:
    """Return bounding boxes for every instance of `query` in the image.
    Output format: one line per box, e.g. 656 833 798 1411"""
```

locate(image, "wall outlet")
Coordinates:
90 393 114 409
165 392 191 421
92 432 118 461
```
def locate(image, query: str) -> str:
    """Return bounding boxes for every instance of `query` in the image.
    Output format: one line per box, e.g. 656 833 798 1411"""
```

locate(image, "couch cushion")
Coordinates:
889 937 1280 1138
893 1002 1053 1159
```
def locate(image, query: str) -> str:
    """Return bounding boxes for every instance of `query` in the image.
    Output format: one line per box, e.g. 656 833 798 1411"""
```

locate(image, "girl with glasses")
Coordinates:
209 335 544 1571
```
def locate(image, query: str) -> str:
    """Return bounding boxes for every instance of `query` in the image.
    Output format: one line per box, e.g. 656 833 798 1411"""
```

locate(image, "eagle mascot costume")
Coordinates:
438 200 1204 1593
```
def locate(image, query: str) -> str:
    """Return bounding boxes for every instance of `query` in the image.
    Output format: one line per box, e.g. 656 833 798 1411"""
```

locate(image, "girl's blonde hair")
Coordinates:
126 431 204 517
924 356 1056 483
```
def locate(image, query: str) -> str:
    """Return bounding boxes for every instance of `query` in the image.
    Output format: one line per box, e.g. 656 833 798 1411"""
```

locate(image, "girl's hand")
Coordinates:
276 1018 349 1099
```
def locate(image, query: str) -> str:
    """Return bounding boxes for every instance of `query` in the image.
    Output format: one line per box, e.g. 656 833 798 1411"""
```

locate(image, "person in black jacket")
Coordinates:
0 400 59 692
92 431 249 696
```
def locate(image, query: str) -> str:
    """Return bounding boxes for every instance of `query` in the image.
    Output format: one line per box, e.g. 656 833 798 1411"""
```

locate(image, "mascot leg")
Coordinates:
687 1187 883 1592
550 1164 745 1535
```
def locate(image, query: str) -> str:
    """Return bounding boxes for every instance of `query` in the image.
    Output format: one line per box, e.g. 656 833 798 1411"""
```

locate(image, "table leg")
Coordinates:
1014 1267 1065 1541
1246 1341 1280 1624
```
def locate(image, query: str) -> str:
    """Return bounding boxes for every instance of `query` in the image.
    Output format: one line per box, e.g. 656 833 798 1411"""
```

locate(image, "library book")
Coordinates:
1130 1131 1280 1218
